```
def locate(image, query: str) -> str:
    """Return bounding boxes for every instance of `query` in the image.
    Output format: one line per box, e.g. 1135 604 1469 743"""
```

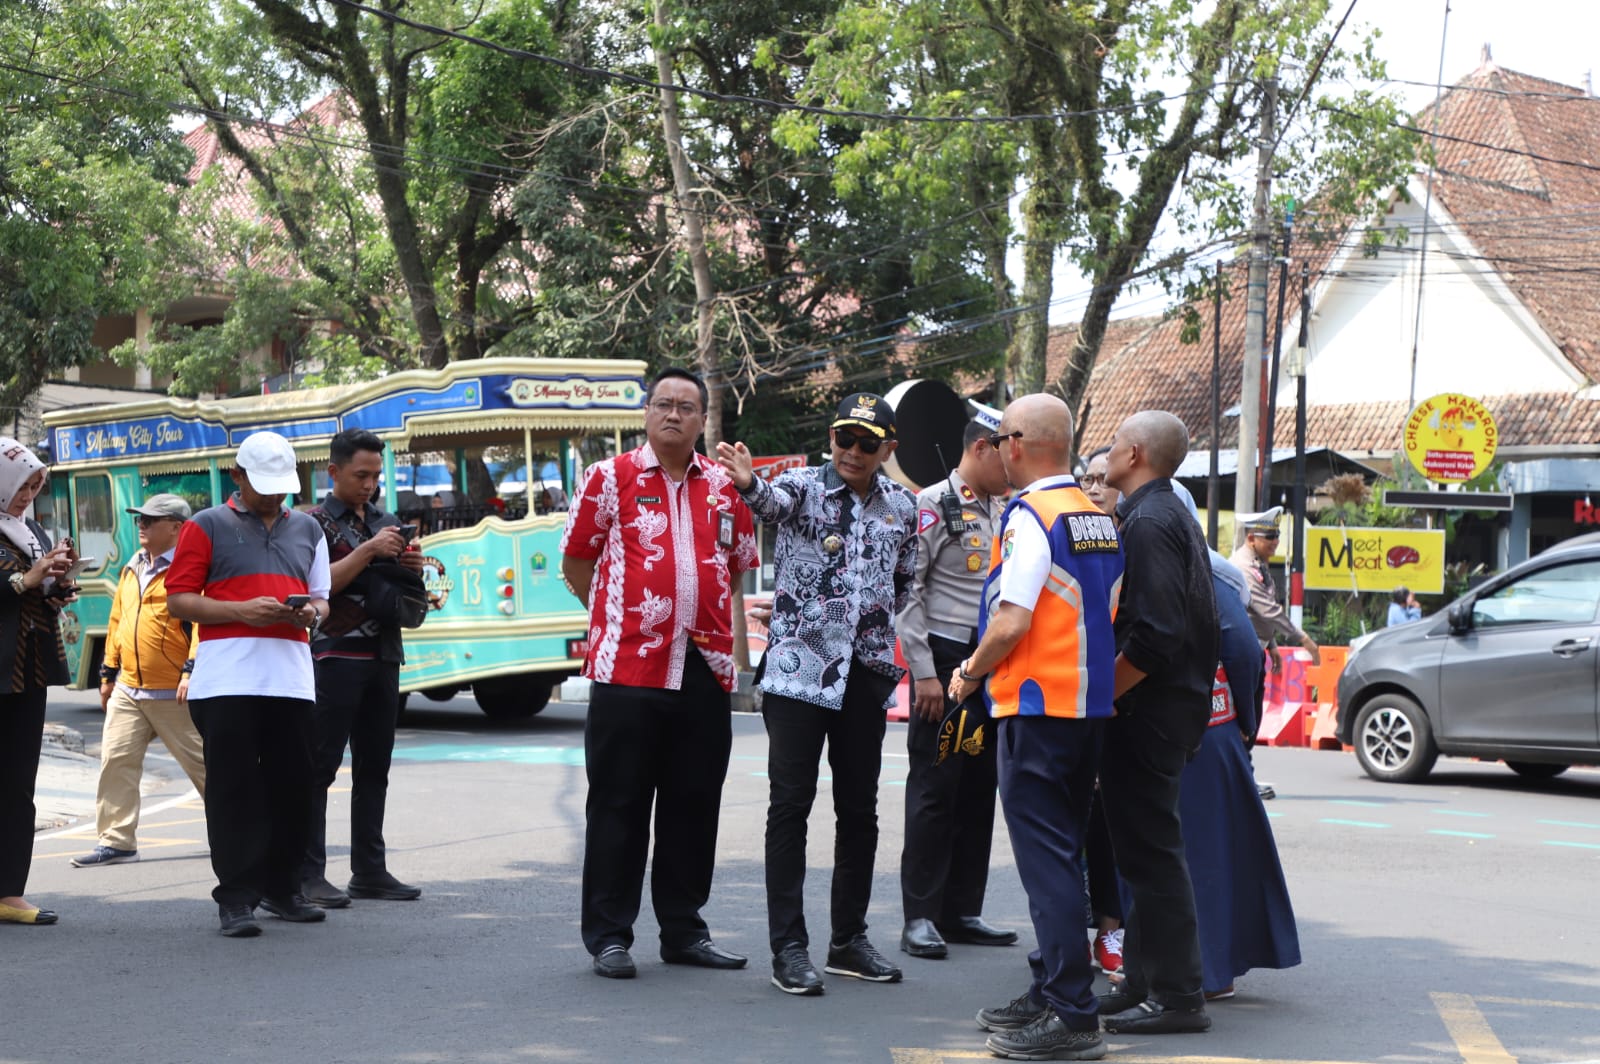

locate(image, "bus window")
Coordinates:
140 472 216 514
72 474 116 576
36 478 67 548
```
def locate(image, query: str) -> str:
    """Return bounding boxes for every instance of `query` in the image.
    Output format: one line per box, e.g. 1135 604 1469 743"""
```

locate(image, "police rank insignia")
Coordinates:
959 485 976 501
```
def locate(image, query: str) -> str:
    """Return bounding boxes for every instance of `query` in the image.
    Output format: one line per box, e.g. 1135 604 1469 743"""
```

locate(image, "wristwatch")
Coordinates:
958 659 980 683
8 572 27 595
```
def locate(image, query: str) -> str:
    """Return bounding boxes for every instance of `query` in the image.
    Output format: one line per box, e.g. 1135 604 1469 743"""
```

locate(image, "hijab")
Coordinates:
0 437 48 561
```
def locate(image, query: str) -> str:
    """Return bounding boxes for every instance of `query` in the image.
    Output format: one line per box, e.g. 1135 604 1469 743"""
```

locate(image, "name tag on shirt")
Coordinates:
718 511 734 548
1065 513 1120 553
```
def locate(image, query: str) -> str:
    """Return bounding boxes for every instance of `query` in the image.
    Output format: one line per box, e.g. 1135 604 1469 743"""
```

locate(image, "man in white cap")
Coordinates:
1229 506 1319 801
71 494 205 869
167 432 333 938
1228 507 1321 665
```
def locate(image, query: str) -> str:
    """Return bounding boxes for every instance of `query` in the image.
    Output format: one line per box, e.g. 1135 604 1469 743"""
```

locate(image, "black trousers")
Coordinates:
581 648 732 955
1085 789 1121 924
762 664 893 953
305 656 402 882
0 688 48 897
1098 710 1205 1010
189 696 316 908
997 714 1104 1032
901 634 997 924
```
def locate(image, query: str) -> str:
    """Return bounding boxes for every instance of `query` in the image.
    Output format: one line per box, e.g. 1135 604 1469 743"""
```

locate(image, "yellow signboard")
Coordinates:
1304 527 1446 594
1403 393 1498 483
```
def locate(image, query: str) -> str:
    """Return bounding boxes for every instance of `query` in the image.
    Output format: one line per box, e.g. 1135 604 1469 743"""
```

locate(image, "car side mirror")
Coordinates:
1447 601 1473 634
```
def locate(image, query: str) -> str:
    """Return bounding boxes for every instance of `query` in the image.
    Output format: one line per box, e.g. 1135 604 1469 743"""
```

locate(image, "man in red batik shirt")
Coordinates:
560 368 758 980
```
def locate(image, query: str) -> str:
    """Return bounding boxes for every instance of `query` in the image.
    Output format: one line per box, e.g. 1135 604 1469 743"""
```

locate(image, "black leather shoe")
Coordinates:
218 903 261 938
593 945 637 979
1103 1000 1212 1034
302 876 351 909
825 934 903 983
938 916 1019 946
347 873 422 901
772 943 824 996
259 894 327 923
661 939 748 969
1096 988 1146 1015
900 918 948 959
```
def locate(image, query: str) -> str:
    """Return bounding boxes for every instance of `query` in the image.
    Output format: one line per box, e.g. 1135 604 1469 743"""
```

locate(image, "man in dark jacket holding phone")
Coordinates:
302 429 427 908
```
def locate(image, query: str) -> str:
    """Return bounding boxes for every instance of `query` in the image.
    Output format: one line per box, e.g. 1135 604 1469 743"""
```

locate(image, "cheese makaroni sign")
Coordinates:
1403 393 1498 483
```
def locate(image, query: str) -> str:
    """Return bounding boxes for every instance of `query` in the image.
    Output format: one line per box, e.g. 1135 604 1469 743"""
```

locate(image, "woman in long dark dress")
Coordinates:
0 440 76 926
1181 561 1302 996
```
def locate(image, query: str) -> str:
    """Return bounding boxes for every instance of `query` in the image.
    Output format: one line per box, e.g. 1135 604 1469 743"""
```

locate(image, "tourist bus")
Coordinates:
39 356 647 718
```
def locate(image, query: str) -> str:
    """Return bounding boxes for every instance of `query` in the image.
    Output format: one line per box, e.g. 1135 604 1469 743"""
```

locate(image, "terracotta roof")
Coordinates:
1074 62 1600 455
1420 65 1600 381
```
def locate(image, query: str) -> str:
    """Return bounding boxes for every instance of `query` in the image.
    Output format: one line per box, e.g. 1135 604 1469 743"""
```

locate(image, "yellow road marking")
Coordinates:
1475 996 1600 1011
1431 992 1518 1064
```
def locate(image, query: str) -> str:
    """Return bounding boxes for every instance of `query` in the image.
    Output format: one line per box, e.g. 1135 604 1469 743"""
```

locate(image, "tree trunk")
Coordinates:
652 0 725 450
1009 157 1062 395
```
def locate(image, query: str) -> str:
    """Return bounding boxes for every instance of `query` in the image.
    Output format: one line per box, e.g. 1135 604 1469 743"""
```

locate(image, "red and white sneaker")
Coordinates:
1093 928 1124 974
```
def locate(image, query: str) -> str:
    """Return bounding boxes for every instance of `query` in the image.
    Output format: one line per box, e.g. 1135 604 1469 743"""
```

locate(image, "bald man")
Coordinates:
951 395 1123 1061
1095 411 1219 1036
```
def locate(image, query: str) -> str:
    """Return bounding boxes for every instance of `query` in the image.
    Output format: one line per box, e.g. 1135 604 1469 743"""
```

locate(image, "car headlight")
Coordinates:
1344 630 1378 669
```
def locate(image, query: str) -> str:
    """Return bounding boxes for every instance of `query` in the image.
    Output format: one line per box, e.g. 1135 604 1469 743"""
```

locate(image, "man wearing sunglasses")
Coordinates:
1229 507 1321 669
73 494 206 870
1228 507 1319 803
895 419 1016 962
716 391 919 997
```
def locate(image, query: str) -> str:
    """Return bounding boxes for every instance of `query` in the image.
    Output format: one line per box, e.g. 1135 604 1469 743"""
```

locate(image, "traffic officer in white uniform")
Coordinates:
897 420 1017 959
1229 506 1320 799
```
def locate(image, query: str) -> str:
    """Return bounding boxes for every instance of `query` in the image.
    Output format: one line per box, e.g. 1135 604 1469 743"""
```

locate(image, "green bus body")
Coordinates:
41 357 646 718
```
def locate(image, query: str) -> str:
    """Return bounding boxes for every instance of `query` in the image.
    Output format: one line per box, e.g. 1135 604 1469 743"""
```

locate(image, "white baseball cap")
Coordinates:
235 431 301 495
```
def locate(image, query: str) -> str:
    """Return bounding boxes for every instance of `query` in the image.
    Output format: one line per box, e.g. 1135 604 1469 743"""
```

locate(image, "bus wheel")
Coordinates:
473 675 554 719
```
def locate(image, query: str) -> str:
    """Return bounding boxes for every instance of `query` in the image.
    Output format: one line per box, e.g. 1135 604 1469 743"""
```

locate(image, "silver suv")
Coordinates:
1336 536 1600 783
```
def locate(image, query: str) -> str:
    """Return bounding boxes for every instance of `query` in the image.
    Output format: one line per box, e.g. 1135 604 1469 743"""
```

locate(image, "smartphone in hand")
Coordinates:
398 524 419 542
285 594 311 609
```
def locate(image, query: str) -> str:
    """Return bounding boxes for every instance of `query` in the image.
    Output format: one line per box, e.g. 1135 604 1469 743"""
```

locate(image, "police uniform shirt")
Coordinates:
898 470 997 680
1229 541 1306 647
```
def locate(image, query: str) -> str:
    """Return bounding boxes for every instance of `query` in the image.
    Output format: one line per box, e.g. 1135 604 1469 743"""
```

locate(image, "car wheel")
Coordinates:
1353 693 1439 783
473 675 554 719
1505 761 1570 780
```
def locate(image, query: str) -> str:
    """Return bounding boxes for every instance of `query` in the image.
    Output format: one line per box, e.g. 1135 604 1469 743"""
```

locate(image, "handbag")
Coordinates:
312 508 430 630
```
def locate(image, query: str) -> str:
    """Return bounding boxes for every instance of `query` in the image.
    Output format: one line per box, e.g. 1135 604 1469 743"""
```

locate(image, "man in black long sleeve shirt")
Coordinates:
1097 410 1219 1036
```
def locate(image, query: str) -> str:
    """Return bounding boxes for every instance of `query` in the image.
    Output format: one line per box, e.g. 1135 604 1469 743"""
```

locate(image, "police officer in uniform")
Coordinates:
1228 507 1321 667
1229 507 1320 800
897 420 1016 960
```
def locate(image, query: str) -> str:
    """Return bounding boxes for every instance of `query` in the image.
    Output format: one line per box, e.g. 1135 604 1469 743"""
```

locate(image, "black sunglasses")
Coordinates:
134 515 178 528
986 430 1023 450
833 428 884 455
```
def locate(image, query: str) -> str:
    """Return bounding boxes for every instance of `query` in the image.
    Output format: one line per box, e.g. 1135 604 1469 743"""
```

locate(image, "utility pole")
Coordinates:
1235 76 1277 536
1290 263 1311 630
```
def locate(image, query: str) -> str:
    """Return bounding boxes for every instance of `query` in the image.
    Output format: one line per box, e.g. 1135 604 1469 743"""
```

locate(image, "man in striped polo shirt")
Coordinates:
168 431 332 938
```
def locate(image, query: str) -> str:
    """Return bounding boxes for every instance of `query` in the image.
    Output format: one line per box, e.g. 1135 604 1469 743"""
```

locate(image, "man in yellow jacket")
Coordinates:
71 494 206 868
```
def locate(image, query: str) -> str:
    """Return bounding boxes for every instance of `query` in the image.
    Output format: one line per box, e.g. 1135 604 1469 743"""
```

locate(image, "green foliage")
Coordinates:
0 4 189 410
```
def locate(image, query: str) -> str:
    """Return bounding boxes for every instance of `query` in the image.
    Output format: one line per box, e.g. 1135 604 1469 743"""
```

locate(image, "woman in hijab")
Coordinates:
0 438 77 926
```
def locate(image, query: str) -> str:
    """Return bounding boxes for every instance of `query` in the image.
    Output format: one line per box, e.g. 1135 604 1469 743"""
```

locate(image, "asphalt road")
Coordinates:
10 690 1600 1064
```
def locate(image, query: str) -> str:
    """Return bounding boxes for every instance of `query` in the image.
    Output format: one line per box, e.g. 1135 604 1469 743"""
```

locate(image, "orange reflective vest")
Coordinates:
981 483 1123 719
